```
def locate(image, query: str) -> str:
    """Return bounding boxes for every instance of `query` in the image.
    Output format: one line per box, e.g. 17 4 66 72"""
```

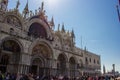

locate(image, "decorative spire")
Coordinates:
71 29 75 38
23 0 29 18
41 1 44 11
71 29 75 45
50 16 55 28
61 23 65 32
16 0 20 9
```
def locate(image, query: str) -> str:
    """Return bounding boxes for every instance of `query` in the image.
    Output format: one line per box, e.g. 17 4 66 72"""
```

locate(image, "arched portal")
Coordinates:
57 54 67 75
69 57 76 78
31 43 53 76
0 39 21 73
30 58 44 76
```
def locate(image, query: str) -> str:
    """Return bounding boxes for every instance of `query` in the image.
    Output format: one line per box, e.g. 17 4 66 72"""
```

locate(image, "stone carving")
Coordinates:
5 15 22 28
32 44 50 58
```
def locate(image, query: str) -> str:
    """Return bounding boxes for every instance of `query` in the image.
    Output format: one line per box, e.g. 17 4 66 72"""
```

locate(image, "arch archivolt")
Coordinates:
29 39 54 75
0 36 24 73
31 54 45 67
26 19 52 38
29 38 53 58
69 56 78 64
0 36 24 53
3 13 24 29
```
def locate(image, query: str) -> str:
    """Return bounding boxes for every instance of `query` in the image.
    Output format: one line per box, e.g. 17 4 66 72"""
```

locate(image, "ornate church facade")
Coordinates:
0 0 101 77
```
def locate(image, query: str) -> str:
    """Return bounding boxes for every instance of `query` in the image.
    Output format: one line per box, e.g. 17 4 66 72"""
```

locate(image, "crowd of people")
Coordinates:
0 71 119 80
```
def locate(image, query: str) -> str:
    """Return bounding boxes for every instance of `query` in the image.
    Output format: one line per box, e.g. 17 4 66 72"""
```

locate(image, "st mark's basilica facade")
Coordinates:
0 0 101 77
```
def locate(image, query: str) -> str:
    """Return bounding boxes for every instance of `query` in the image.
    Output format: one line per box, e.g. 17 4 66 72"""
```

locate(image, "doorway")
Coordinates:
30 58 44 76
0 55 9 73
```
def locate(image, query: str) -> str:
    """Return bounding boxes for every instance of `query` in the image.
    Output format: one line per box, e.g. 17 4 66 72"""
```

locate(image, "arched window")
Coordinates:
28 23 47 38
2 40 21 52
85 57 88 64
69 57 76 69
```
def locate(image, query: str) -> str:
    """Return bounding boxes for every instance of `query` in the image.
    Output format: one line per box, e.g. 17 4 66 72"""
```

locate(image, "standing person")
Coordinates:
28 73 34 80
4 73 10 80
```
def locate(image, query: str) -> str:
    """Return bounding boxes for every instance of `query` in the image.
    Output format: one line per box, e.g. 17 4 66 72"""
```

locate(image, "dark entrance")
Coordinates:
57 54 67 75
30 58 44 76
0 55 9 73
69 57 76 78
31 65 37 74
0 40 21 73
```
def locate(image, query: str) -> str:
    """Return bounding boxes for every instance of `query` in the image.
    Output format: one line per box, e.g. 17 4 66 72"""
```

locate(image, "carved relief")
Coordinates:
32 44 50 58
4 15 22 28
2 40 21 52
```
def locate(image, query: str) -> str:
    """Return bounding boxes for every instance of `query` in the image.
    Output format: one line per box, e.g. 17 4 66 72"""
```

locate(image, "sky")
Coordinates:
8 0 120 73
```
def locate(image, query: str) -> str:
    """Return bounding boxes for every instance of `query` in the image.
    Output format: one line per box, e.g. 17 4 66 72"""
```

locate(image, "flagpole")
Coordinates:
116 0 120 22
116 5 120 22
